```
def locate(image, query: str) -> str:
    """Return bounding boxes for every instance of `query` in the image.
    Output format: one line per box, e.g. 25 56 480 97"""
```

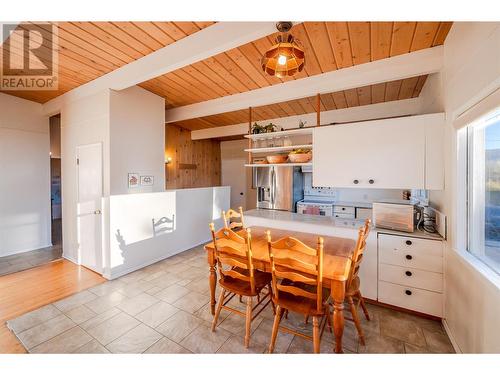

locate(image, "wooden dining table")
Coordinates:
204 226 356 353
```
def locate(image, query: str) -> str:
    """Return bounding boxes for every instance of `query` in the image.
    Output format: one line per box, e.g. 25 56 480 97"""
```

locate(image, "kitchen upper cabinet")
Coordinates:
313 113 445 190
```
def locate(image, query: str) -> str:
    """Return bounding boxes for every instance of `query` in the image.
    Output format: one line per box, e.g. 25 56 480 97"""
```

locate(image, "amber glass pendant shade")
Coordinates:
261 33 305 78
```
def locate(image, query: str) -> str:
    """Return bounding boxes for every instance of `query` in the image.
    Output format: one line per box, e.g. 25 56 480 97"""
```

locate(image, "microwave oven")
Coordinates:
372 201 415 232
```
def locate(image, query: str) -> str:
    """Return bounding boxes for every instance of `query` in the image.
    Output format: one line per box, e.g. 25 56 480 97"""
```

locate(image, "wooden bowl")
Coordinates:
266 155 288 164
288 153 312 163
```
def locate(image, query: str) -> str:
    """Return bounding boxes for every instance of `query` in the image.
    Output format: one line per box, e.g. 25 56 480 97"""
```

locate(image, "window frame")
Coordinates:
465 107 500 275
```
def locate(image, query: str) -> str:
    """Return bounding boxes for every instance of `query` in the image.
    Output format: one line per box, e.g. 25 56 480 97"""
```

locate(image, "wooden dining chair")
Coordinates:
266 231 333 354
209 223 273 348
343 219 371 345
222 207 245 231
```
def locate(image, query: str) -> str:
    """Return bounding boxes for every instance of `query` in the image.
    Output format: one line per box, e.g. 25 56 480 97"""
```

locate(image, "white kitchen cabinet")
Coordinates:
313 113 445 190
377 233 444 317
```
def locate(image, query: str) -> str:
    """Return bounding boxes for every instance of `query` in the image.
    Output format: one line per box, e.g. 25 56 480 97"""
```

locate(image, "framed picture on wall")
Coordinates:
140 175 154 186
128 173 139 188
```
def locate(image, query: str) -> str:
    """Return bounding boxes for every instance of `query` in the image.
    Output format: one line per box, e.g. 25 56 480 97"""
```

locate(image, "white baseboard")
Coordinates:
443 318 462 353
62 254 78 265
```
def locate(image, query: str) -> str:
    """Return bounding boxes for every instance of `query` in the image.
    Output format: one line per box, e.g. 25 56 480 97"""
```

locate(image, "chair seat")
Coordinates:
219 269 271 297
272 281 329 316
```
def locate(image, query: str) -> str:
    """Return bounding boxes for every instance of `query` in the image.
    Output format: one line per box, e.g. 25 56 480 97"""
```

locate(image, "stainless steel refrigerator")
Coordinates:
255 167 304 212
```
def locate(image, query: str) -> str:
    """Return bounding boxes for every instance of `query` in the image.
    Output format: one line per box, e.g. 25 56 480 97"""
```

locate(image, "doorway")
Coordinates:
50 115 63 248
76 143 103 273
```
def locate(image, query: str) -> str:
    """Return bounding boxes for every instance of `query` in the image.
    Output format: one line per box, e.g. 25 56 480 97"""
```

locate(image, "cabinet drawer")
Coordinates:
379 245 443 273
378 234 443 257
356 207 372 220
333 205 355 215
378 281 443 317
333 212 355 219
379 263 443 293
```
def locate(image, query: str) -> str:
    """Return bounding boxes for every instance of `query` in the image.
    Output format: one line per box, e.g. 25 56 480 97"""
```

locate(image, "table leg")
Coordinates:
209 263 217 315
331 279 346 353
207 248 217 315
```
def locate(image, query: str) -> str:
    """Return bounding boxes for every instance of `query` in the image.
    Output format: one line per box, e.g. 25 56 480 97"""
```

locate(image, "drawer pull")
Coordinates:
405 271 412 277
369 179 374 184
405 290 412 296
342 207 345 211
353 179 359 185
406 254 413 260
405 240 413 246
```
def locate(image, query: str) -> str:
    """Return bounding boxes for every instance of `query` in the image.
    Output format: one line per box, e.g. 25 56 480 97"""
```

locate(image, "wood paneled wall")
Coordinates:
165 124 221 189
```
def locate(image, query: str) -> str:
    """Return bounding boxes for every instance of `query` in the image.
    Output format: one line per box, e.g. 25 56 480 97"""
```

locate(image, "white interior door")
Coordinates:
77 143 103 273
221 157 246 209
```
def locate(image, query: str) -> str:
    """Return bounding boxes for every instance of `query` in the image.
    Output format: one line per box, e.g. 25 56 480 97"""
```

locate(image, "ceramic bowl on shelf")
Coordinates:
266 155 288 164
288 152 312 163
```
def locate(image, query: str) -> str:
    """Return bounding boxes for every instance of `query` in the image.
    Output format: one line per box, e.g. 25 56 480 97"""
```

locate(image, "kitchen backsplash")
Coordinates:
303 172 407 202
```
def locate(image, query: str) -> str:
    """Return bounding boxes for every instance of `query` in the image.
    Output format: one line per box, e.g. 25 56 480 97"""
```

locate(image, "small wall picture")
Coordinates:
128 173 139 188
140 175 154 186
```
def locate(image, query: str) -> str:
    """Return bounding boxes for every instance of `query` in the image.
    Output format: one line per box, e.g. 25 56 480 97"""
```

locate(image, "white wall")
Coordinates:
105 186 229 279
60 89 111 263
110 86 165 195
421 22 500 353
0 93 51 256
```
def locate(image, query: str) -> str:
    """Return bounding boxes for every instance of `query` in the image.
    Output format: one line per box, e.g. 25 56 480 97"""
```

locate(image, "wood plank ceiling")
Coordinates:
1 21 452 130
145 21 452 116
0 22 214 103
171 76 429 130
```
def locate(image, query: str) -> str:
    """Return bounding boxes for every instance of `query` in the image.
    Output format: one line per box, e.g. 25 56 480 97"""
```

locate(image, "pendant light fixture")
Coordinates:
261 22 305 78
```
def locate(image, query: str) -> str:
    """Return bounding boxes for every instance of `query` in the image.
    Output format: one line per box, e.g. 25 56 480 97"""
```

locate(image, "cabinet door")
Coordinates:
313 116 425 189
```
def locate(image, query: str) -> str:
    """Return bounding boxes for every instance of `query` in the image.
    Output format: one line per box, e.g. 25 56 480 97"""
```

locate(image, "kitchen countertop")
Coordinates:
244 209 444 241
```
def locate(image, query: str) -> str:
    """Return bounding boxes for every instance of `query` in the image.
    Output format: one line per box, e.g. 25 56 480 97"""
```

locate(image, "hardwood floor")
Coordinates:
0 259 105 353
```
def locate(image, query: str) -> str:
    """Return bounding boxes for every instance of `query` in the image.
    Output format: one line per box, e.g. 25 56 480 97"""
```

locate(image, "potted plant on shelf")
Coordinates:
264 122 277 133
298 120 307 128
288 148 312 163
251 122 264 134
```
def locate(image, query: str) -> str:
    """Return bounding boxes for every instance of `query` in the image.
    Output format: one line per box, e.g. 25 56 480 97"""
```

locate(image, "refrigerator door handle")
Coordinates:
270 167 275 207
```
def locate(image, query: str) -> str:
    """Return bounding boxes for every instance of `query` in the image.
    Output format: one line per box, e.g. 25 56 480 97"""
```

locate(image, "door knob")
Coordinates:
94 209 101 215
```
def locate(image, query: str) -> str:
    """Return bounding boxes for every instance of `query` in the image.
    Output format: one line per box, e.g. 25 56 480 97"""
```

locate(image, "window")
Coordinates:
467 107 500 274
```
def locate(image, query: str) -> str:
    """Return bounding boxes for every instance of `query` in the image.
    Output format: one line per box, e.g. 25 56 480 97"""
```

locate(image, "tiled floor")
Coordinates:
6 244 455 354
0 245 62 277
0 219 62 277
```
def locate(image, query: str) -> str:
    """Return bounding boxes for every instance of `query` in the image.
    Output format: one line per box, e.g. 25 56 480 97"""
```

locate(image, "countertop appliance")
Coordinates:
255 166 304 212
372 200 416 232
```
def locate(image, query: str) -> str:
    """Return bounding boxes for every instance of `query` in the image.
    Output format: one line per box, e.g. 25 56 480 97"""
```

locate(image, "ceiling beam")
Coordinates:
166 46 444 123
42 22 278 115
191 97 424 140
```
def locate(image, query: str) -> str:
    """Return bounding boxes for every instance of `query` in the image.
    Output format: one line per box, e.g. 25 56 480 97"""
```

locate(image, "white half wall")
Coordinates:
0 93 51 256
105 186 230 279
110 86 165 195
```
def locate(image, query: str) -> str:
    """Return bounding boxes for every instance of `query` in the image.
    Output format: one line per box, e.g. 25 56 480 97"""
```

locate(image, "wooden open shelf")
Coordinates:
244 162 313 167
244 144 312 153
244 127 314 140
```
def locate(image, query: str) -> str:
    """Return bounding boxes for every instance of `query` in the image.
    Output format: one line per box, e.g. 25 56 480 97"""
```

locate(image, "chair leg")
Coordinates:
304 315 309 325
239 295 243 303
269 285 276 315
211 289 226 332
244 296 253 348
357 291 370 321
284 309 289 319
348 295 365 346
326 305 334 335
269 305 283 353
312 316 320 354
